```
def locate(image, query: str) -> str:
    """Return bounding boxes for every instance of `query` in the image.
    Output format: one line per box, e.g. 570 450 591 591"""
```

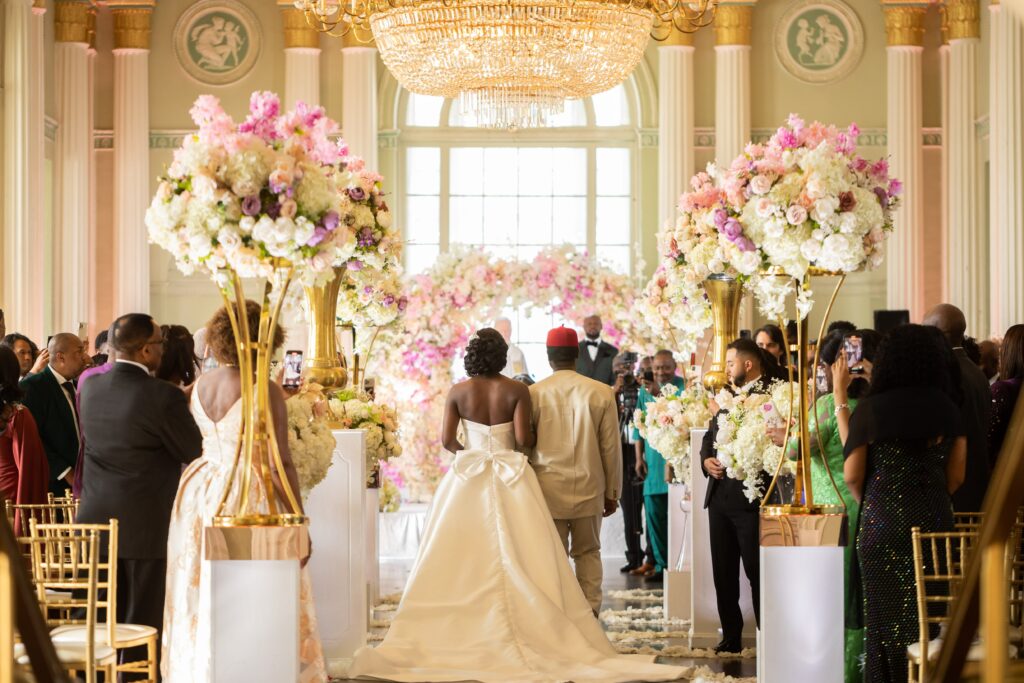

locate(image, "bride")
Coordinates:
347 329 687 682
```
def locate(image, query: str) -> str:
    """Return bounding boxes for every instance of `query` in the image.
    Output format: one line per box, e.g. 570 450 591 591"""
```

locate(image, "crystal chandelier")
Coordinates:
297 0 716 129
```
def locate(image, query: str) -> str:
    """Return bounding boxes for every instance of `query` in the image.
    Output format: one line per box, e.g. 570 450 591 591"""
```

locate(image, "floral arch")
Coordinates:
372 245 678 501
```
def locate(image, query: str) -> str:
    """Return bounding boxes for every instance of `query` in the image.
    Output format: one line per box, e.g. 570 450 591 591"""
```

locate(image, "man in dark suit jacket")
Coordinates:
77 314 202 675
700 337 769 654
924 304 992 511
576 315 618 385
19 333 88 495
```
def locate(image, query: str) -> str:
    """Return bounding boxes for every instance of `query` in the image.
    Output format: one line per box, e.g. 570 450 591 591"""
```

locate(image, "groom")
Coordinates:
529 326 621 613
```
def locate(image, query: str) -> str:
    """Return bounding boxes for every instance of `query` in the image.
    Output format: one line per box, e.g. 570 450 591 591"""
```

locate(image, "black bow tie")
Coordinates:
584 340 599 347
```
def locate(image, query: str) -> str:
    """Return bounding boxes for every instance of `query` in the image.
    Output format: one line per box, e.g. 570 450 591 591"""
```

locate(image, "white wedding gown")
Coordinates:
347 419 690 683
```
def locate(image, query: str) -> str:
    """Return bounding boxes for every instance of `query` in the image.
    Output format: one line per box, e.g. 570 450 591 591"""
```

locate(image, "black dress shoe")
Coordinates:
713 639 743 654
642 570 663 583
620 563 639 573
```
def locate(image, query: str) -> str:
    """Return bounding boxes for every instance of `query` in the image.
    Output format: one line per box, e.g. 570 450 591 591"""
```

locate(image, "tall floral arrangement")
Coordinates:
145 91 359 287
327 389 402 483
717 115 902 318
285 385 336 498
632 381 712 484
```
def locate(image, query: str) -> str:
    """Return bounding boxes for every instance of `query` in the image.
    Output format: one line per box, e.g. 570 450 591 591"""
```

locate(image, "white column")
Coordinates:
939 39 949 304
54 0 92 332
342 35 378 170
989 0 1024 334
883 6 927 321
946 0 986 334
87 9 98 332
658 33 695 229
112 5 154 315
2 0 45 340
281 6 321 107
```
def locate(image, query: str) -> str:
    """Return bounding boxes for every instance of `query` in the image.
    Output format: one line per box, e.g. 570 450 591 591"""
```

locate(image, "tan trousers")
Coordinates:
553 515 603 613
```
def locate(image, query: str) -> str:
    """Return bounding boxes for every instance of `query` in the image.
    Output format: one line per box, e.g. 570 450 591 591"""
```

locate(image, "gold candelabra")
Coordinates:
702 274 744 394
304 265 350 390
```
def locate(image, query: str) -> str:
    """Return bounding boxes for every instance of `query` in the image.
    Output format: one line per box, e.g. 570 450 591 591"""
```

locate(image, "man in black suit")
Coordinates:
924 303 991 511
77 314 202 677
20 333 89 495
576 315 618 385
700 337 769 654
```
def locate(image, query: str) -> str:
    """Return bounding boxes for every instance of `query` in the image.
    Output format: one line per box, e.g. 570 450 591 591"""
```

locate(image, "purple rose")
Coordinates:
722 218 743 241
307 226 329 246
873 187 890 210
322 211 340 231
348 186 366 202
888 178 903 196
397 296 408 311
265 201 281 219
242 195 261 217
838 191 857 212
737 237 756 253
713 208 728 230
383 294 396 306
347 259 364 271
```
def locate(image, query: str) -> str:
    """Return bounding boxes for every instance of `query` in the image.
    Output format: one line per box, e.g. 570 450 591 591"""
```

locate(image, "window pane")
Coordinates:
405 195 440 243
483 148 518 195
595 245 631 273
449 196 483 244
405 93 444 127
450 148 484 195
552 148 587 195
552 196 586 245
592 85 630 127
517 197 552 244
483 197 518 245
595 196 631 245
547 99 587 127
449 101 479 127
596 148 631 196
517 148 553 196
404 244 440 275
406 148 440 195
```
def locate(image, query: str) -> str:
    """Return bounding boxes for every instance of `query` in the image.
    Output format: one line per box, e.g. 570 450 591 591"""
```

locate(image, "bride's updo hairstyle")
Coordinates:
206 300 286 366
464 328 508 377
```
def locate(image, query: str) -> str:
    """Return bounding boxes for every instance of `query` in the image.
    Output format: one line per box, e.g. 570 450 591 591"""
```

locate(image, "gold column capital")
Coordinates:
341 28 376 49
112 7 154 50
947 0 981 39
940 5 949 44
658 26 695 47
714 3 755 46
87 5 97 51
54 0 90 44
882 4 928 46
33 0 46 10
281 6 320 49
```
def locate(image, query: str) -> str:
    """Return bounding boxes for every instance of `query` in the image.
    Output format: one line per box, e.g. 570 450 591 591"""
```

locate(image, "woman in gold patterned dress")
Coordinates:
161 301 326 682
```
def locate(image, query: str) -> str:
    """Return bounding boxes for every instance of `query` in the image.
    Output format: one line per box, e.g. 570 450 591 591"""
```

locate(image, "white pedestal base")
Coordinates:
366 487 380 604
308 429 368 676
759 546 844 683
664 482 691 619
688 429 756 648
211 559 300 681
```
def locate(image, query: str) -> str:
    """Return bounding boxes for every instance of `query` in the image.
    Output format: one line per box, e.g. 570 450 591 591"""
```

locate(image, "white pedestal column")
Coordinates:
687 429 756 648
946 0 986 334
989 1 1024 334
54 1 92 332
759 546 844 682
366 486 380 604
342 40 378 170
664 481 691 620
658 36 695 229
2 0 44 340
307 429 367 676
884 6 927 321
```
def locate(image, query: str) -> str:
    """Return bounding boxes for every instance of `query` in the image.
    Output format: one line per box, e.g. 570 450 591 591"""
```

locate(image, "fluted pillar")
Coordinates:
945 0 986 333
713 4 753 168
3 0 46 340
342 33 378 169
883 3 927 320
54 0 92 331
111 3 154 315
281 6 321 107
658 29 696 228
939 13 949 303
989 0 1024 334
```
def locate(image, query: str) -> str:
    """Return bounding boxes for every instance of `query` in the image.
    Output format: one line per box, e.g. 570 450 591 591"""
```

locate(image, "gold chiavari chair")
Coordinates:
40 520 159 682
15 520 115 683
1007 515 1024 643
954 511 986 533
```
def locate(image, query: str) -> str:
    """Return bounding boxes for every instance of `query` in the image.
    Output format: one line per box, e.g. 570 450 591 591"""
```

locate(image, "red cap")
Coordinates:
546 326 579 348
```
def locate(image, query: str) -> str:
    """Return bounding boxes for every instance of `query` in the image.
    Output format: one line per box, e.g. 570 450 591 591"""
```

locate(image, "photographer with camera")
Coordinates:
612 352 652 574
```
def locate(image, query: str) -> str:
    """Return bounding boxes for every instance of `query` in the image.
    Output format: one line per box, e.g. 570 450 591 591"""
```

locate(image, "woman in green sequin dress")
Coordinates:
844 325 967 683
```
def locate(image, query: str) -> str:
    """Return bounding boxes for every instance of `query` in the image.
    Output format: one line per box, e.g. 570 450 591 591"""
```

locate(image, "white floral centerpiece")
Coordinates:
327 389 402 483
145 91 359 287
717 114 902 319
632 381 713 484
286 385 336 498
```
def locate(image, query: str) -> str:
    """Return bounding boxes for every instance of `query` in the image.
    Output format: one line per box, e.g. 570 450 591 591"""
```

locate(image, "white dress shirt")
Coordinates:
585 337 601 361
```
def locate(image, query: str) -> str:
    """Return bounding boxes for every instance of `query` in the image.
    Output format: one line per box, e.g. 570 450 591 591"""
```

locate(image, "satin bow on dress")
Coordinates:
452 448 526 486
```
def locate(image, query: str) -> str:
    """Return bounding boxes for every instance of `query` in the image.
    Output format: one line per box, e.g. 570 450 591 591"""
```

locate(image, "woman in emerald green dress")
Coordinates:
779 330 880 683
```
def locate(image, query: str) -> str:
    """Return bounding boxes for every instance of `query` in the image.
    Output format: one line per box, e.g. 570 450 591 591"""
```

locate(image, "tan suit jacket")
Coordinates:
528 370 622 519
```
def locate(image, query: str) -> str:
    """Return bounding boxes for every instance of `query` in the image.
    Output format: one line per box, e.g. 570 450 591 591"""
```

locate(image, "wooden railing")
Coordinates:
931 390 1024 682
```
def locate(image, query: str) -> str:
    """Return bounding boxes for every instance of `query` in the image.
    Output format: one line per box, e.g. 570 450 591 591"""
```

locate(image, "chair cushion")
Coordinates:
15 641 116 666
51 622 157 646
907 638 1017 662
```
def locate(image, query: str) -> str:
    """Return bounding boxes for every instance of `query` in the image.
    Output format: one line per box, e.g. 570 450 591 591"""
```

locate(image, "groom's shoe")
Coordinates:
619 563 639 573
713 639 743 655
629 562 655 576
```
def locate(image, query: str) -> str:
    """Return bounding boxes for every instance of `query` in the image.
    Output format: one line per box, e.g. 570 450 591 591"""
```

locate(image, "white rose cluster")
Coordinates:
327 391 402 482
286 390 336 498
633 382 713 484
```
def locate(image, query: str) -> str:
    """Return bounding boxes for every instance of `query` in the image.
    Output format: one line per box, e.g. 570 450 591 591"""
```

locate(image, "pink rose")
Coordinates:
749 175 773 195
786 204 808 226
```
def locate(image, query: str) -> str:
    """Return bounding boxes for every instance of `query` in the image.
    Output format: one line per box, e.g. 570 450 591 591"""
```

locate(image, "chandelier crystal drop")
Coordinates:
297 0 716 129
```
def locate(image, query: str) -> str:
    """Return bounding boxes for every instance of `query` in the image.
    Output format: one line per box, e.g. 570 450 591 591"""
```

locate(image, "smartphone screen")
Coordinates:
815 364 829 394
844 337 864 373
77 322 88 343
283 350 303 388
